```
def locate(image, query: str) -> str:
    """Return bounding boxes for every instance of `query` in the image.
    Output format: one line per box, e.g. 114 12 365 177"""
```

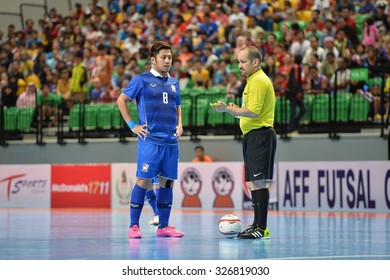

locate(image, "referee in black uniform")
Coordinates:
211 46 276 239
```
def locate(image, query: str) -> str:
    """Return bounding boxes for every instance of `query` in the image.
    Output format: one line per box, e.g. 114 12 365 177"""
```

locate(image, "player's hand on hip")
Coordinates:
132 124 149 140
175 125 183 138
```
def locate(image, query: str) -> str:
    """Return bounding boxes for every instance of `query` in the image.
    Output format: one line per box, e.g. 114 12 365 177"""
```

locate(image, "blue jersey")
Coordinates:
123 71 181 146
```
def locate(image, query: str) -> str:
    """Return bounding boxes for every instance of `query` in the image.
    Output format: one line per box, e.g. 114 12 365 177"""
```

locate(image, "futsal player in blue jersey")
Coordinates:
117 41 184 238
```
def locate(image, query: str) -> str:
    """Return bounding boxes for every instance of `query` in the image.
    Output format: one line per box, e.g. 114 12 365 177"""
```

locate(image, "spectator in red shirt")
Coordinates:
340 6 357 30
298 0 313 10
73 3 86 20
310 9 324 31
273 73 288 97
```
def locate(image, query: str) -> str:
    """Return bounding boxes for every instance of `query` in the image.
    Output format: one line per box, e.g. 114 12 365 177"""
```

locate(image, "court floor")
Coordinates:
1 208 389 260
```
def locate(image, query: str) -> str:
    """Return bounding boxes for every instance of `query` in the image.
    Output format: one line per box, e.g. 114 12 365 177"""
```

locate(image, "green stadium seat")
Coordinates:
273 30 284 42
84 104 98 129
17 108 35 131
274 96 291 124
69 104 81 129
180 96 192 127
205 87 222 94
193 94 209 126
296 20 307 31
137 59 147 72
111 105 122 128
4 107 18 131
349 94 371 122
127 102 139 123
189 87 206 96
368 77 383 88
186 78 195 89
97 104 112 129
219 87 227 95
207 94 227 126
278 21 291 32
224 97 236 125
334 93 351 122
301 94 314 124
229 62 240 70
180 87 191 95
228 63 241 76
311 94 331 123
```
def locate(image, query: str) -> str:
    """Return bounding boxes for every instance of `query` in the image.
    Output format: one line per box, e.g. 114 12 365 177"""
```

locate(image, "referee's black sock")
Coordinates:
251 188 270 230
251 200 258 227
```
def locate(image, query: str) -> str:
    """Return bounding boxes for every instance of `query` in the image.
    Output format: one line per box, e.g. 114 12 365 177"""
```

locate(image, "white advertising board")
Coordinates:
278 161 390 212
0 165 51 208
110 163 137 209
175 162 244 210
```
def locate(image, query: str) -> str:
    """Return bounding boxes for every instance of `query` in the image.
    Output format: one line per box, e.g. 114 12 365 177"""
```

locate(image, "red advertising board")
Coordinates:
51 164 111 208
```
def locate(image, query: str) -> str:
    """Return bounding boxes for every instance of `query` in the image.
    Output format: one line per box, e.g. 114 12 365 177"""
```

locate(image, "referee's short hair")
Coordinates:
150 41 172 58
243 46 263 63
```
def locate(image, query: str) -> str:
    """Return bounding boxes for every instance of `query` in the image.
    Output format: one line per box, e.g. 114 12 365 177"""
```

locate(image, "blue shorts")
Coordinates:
136 140 179 180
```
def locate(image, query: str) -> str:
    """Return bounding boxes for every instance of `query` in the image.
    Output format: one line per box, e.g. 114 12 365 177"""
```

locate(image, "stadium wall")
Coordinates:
0 134 386 164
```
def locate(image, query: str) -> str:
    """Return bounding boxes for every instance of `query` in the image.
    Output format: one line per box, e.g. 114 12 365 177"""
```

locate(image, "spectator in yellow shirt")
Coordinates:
25 70 41 89
191 60 211 88
69 52 87 102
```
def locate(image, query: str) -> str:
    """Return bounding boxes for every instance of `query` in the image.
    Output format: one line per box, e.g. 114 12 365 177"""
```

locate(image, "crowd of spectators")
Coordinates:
0 0 389 123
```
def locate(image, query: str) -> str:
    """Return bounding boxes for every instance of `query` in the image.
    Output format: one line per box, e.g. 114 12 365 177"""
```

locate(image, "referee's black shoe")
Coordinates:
237 224 256 237
237 226 270 239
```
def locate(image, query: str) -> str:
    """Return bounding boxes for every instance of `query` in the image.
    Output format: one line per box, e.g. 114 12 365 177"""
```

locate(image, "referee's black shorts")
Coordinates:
242 127 277 182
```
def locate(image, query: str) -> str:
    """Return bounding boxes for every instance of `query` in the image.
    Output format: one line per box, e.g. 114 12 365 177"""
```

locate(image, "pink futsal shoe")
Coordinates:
128 225 142 238
157 226 184 237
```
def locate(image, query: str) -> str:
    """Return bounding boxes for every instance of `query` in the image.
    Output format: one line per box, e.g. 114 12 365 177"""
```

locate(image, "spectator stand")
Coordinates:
57 98 130 145
0 0 389 146
0 90 41 146
332 67 387 139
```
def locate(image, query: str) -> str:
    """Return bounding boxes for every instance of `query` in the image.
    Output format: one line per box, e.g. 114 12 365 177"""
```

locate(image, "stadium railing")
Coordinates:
1 86 388 146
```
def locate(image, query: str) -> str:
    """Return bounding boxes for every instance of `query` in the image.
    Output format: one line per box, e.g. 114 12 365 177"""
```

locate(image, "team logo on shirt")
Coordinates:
150 83 157 87
171 85 176 92
141 163 149 172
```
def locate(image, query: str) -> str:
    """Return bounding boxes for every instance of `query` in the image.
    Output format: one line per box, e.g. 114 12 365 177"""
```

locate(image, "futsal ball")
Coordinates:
218 214 242 238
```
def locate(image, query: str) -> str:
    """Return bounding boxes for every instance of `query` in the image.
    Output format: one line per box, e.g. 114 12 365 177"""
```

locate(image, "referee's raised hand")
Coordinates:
210 100 227 112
